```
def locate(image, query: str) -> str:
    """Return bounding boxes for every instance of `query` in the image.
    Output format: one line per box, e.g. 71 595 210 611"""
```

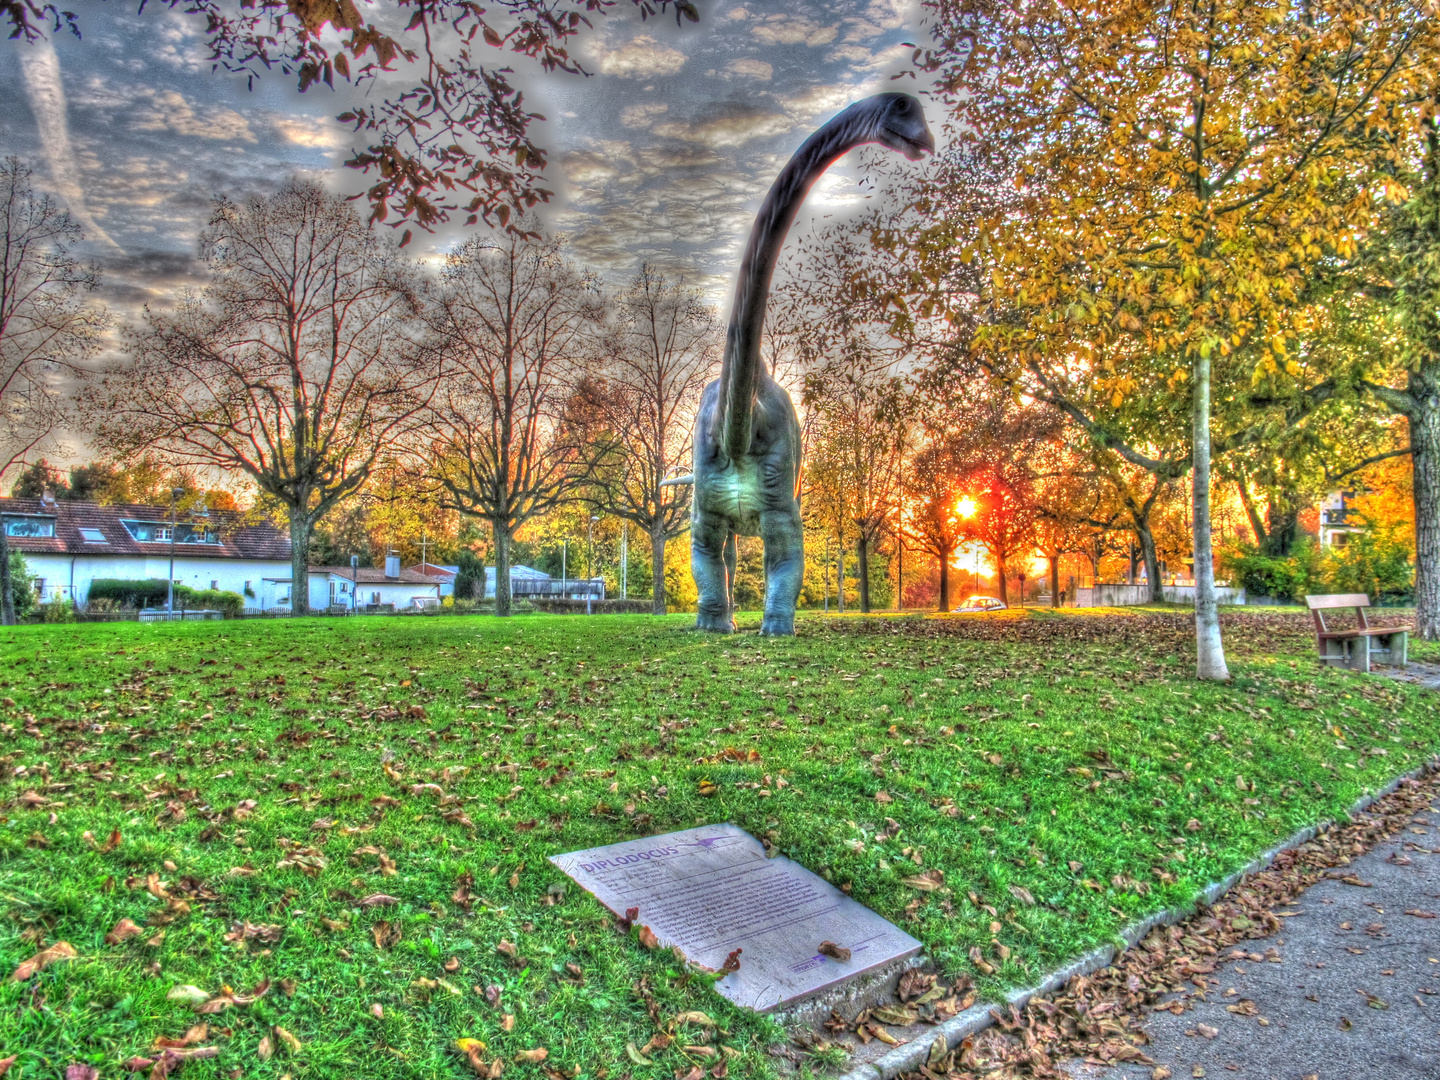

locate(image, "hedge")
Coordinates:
86 578 244 616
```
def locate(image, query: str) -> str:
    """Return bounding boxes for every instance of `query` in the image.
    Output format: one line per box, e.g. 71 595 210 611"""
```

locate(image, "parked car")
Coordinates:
952 595 1008 613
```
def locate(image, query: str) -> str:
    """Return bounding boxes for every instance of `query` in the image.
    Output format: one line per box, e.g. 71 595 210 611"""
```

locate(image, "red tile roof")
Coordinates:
0 497 292 561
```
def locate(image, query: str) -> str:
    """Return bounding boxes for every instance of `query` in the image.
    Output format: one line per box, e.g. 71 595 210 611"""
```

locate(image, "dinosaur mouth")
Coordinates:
889 131 936 161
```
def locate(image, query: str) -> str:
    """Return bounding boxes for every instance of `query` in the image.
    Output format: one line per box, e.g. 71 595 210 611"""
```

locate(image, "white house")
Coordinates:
1318 490 1364 550
407 562 458 597
1 492 292 611
309 555 441 611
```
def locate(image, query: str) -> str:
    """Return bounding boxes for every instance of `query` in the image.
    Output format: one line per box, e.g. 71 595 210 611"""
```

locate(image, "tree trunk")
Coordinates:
937 548 950 612
1136 520 1162 603
289 510 311 617
1193 351 1230 680
895 535 904 611
996 552 1009 606
495 524 513 617
650 522 667 616
837 534 845 613
1263 504 1299 558
0 527 13 626
1127 544 1137 584
1235 471 1268 549
857 533 871 613
1412 367 1440 639
1049 554 1059 608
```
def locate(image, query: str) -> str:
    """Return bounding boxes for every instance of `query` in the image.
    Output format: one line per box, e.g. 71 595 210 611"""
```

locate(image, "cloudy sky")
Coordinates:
0 0 936 316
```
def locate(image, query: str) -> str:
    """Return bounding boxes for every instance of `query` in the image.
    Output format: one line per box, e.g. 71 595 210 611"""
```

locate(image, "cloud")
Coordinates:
827 44 875 65
620 102 670 129
271 114 343 150
725 58 773 80
596 35 686 79
130 88 256 143
725 5 750 19
16 38 123 251
780 84 860 120
652 105 795 149
749 15 838 47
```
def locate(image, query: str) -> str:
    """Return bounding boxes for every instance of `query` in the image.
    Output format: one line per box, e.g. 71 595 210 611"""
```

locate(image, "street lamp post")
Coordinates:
166 486 185 618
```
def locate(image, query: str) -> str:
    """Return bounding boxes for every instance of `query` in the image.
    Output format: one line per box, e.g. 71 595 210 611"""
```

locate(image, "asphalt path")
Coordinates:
1067 797 1440 1080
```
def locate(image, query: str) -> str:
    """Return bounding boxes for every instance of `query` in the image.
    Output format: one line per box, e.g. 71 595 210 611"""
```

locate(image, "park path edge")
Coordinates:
830 756 1440 1080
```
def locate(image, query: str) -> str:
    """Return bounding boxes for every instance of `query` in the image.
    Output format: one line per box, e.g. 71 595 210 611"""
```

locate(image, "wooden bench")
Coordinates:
1305 593 1409 672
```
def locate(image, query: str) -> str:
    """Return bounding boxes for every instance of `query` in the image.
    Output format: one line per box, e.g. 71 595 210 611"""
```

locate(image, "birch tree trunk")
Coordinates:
1193 351 1230 680
650 522 667 616
495 525 513 618
1411 368 1440 639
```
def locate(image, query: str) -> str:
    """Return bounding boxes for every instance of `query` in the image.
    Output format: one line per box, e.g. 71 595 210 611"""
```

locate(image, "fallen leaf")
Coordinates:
0 1056 15 1076
166 985 210 1006
1152 1069 1173 1080
1339 875 1372 887
625 1042 653 1066
720 948 742 974
674 1011 716 1027
274 1026 302 1053
817 941 851 962
514 1047 548 1063
257 1035 273 1062
12 940 77 981
1338 1016 1352 1030
358 893 400 908
106 918 145 945
1196 1023 1218 1038
638 925 660 949
1405 909 1437 919
65 1065 98 1080
372 921 401 950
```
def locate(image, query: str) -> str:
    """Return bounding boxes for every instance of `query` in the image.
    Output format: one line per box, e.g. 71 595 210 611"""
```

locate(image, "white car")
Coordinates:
951 595 1008 613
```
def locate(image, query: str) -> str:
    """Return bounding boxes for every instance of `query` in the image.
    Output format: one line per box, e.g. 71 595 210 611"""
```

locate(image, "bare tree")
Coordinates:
576 264 718 614
421 229 597 616
0 157 106 624
91 180 429 614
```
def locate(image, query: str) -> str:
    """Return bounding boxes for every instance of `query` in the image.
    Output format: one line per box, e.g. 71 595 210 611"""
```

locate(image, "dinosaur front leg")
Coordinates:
692 512 736 633
759 505 803 636
724 532 737 617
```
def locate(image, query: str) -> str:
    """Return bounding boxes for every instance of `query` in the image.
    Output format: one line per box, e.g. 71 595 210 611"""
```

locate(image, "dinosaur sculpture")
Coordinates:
676 93 934 634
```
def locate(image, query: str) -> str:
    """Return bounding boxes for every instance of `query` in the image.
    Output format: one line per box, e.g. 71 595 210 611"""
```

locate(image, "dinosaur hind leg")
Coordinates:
692 513 736 633
759 505 803 636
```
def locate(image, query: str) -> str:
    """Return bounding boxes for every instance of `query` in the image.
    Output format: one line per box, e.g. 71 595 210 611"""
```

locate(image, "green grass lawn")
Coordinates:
0 607 1435 1079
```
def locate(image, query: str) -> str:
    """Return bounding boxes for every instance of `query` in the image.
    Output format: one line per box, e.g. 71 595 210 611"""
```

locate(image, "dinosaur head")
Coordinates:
864 92 935 161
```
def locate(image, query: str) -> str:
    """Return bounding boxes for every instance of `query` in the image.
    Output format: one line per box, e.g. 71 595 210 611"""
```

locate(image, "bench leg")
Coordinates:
1346 637 1371 673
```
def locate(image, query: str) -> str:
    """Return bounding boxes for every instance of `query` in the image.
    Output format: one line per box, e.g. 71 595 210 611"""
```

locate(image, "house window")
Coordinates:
1333 532 1350 549
78 527 107 543
3 516 55 538
210 580 218 590
33 578 45 598
371 591 380 605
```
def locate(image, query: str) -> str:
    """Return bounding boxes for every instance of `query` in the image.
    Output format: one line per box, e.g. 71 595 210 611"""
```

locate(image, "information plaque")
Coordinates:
550 823 922 1013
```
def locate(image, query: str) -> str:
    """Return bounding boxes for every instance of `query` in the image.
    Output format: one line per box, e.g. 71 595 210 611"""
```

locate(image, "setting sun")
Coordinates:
956 495 977 518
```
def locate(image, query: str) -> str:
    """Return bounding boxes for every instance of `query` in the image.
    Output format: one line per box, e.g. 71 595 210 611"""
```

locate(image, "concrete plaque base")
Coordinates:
549 824 922 1013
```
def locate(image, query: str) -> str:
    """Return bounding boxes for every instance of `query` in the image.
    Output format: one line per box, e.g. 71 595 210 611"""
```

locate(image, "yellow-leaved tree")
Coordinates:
916 0 1439 676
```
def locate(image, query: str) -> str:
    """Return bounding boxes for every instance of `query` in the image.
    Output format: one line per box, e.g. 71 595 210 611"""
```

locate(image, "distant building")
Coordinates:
1318 490 1364 550
407 562 459 597
1 492 291 610
311 554 440 611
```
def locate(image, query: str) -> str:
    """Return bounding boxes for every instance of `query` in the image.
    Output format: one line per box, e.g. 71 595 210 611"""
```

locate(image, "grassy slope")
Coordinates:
0 608 1434 1079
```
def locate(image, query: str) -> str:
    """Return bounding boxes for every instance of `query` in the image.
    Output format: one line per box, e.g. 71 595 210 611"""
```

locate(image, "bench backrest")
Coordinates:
1305 592 1370 634
1305 593 1370 610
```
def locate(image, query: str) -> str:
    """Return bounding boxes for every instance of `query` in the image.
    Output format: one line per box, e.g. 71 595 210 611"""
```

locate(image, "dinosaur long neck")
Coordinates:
717 116 871 462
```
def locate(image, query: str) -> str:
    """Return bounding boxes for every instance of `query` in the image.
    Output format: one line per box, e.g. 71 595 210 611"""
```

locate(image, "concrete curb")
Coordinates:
833 758 1439 1080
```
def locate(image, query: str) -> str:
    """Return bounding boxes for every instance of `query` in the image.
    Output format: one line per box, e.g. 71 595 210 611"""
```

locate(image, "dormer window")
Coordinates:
120 520 219 544
3 515 55 538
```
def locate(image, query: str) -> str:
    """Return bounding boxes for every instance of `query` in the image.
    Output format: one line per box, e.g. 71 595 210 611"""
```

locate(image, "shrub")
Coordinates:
184 588 244 617
38 598 76 623
6 551 37 618
87 578 172 609
1220 538 1319 601
1320 526 1413 603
